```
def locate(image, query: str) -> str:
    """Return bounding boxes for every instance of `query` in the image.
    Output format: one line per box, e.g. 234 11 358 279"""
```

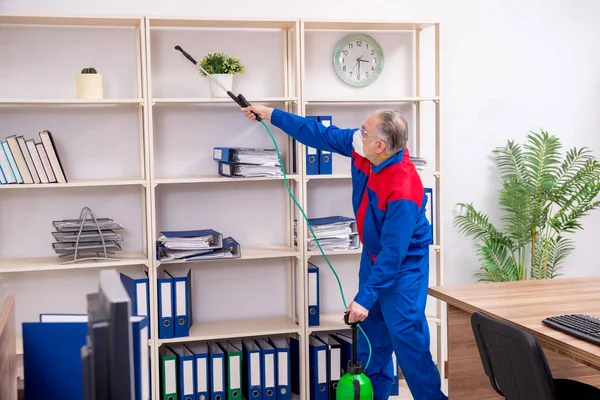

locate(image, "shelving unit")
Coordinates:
1 13 443 399
0 12 152 385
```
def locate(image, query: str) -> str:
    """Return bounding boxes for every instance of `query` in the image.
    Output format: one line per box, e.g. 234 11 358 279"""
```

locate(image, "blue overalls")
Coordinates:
270 109 447 400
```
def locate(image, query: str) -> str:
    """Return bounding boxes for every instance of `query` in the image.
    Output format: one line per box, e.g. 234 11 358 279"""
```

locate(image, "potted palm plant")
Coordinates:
454 129 600 282
198 52 245 98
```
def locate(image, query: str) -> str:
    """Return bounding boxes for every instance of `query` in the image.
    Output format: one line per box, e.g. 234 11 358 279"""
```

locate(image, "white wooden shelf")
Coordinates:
152 97 298 105
0 252 149 273
0 99 143 106
157 245 300 265
147 17 297 29
305 170 439 181
308 248 362 257
304 97 439 105
157 315 301 344
0 14 143 26
153 175 299 185
308 313 442 334
0 178 147 189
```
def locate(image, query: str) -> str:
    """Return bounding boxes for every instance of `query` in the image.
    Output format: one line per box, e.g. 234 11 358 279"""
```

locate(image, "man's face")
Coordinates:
360 115 386 160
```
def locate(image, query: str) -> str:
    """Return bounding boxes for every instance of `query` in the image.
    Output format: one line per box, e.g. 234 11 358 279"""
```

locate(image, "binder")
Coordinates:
332 334 352 376
305 116 320 175
217 161 282 178
164 268 193 337
167 343 196 400
289 337 300 396
242 338 263 399
157 272 174 339
309 336 328 400
209 341 226 400
390 352 399 396
313 334 342 400
424 187 434 243
158 229 223 251
186 341 210 400
268 336 291 400
219 340 243 400
22 319 88 399
317 116 333 175
120 271 150 319
213 147 280 166
160 346 178 400
308 264 320 326
256 338 277 400
131 316 151 400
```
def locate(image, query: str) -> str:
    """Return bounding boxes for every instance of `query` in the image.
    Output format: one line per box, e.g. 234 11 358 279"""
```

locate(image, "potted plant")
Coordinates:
76 67 103 99
454 129 600 282
198 52 245 98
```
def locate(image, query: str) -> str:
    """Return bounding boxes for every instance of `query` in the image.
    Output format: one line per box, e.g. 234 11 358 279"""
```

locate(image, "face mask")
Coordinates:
352 130 366 157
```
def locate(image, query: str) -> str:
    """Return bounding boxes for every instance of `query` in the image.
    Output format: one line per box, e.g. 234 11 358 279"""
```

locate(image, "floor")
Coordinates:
392 380 449 399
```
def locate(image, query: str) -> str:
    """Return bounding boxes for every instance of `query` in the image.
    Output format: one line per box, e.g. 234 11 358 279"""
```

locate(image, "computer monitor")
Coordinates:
81 269 134 399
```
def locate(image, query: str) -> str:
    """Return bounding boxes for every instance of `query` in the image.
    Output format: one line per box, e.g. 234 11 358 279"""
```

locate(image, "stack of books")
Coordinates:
51 217 124 257
0 130 67 185
295 216 360 252
156 229 241 262
212 147 283 178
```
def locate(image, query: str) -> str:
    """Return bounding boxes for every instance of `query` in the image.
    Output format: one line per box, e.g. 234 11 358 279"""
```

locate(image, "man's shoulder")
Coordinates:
376 161 424 210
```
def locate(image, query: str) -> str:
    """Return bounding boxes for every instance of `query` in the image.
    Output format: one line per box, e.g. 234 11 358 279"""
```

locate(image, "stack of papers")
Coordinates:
213 147 283 178
295 216 360 252
411 156 427 170
51 217 124 257
156 229 241 262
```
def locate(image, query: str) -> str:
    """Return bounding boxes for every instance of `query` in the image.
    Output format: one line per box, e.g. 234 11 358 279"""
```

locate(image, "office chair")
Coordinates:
470 311 600 399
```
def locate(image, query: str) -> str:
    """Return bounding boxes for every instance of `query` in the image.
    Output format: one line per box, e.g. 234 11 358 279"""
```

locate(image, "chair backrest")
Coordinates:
470 311 557 400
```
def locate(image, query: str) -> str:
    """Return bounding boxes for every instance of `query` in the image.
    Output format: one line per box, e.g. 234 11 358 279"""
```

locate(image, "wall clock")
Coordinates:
333 33 384 87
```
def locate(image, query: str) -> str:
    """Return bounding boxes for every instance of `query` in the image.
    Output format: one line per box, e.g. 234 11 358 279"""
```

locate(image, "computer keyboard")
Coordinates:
542 314 600 346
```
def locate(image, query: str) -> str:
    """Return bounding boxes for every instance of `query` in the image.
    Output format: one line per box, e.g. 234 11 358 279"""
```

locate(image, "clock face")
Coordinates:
333 33 384 87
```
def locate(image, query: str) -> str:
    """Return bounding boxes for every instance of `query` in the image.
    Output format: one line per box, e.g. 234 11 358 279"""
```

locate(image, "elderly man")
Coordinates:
240 105 447 400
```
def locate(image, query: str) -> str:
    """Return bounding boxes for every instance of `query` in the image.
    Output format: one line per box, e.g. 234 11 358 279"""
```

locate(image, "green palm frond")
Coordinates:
455 128 600 283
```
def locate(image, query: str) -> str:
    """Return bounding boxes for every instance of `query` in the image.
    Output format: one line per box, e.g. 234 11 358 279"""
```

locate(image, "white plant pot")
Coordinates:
76 74 103 99
208 74 234 98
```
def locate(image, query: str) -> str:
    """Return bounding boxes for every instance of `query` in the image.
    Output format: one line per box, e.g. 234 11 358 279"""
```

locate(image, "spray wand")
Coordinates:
174 46 374 387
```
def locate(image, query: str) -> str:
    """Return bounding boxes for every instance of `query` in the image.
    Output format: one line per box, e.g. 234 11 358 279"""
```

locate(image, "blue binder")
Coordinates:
164 268 192 337
424 187 434 244
309 336 328 400
255 338 277 400
242 338 263 400
186 342 210 400
289 337 300 396
209 341 226 400
120 271 150 319
22 320 88 399
131 316 151 400
268 336 291 400
157 272 174 339
317 116 333 175
308 264 320 327
167 343 196 399
305 116 320 175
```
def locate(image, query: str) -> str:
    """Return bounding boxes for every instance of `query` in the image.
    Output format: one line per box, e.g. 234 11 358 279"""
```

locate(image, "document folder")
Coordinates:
256 338 277 400
220 340 243 400
209 341 226 400
308 264 320 326
289 337 300 396
131 316 151 400
317 116 333 175
164 269 193 337
309 336 328 400
268 336 291 400
157 272 174 339
120 271 150 319
186 341 210 400
243 338 263 399
313 334 342 400
213 147 280 166
305 116 320 175
158 229 223 251
160 346 178 400
167 343 196 400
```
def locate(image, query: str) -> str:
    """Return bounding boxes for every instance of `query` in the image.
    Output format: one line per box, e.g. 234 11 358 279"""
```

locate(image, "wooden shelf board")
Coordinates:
158 315 300 344
309 313 441 333
0 14 142 27
154 175 299 185
0 178 147 189
306 170 438 181
308 248 362 257
0 252 149 273
304 97 439 105
158 245 300 265
148 17 297 29
302 20 437 31
152 97 297 105
0 98 143 106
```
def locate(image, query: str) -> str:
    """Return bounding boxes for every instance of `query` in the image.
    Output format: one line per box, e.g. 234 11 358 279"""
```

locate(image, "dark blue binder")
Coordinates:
305 116 320 175
317 116 333 175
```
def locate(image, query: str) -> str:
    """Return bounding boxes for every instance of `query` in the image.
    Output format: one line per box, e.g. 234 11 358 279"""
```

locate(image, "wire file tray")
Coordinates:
51 206 125 264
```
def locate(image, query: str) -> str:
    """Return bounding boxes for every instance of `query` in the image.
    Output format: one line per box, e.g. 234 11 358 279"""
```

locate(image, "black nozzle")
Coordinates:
174 45 198 66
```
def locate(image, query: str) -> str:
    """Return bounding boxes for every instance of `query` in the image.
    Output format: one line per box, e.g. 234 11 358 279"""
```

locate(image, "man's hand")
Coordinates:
346 301 368 323
241 104 274 121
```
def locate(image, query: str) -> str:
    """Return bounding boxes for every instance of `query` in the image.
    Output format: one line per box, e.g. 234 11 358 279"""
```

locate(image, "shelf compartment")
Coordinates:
0 14 142 27
154 175 300 185
309 313 442 333
0 179 147 190
158 315 300 344
0 252 149 273
302 20 437 31
0 99 143 106
304 97 439 105
157 245 300 265
152 97 298 105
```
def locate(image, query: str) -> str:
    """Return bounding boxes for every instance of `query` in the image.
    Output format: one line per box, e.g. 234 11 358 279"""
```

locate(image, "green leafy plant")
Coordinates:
454 129 600 282
198 53 245 76
80 68 97 74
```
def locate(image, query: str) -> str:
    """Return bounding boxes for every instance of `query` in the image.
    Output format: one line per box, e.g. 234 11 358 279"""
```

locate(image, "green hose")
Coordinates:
260 120 372 370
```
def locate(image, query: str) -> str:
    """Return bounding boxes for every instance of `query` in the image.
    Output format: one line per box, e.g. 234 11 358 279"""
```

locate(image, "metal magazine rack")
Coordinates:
51 206 124 264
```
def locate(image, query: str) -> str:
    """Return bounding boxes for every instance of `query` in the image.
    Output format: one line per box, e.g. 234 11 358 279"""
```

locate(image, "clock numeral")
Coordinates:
371 66 375 71
349 72 353 77
371 49 375 55
357 74 360 80
356 40 362 47
373 58 377 63
343 66 346 71
347 43 353 49
343 50 348 56
366 43 369 49
366 71 369 77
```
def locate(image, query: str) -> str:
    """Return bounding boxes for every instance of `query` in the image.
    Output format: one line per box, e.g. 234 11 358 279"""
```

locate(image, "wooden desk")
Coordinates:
429 277 600 399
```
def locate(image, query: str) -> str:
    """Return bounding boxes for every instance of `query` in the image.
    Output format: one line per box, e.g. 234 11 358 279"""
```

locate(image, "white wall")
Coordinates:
2 0 600 286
